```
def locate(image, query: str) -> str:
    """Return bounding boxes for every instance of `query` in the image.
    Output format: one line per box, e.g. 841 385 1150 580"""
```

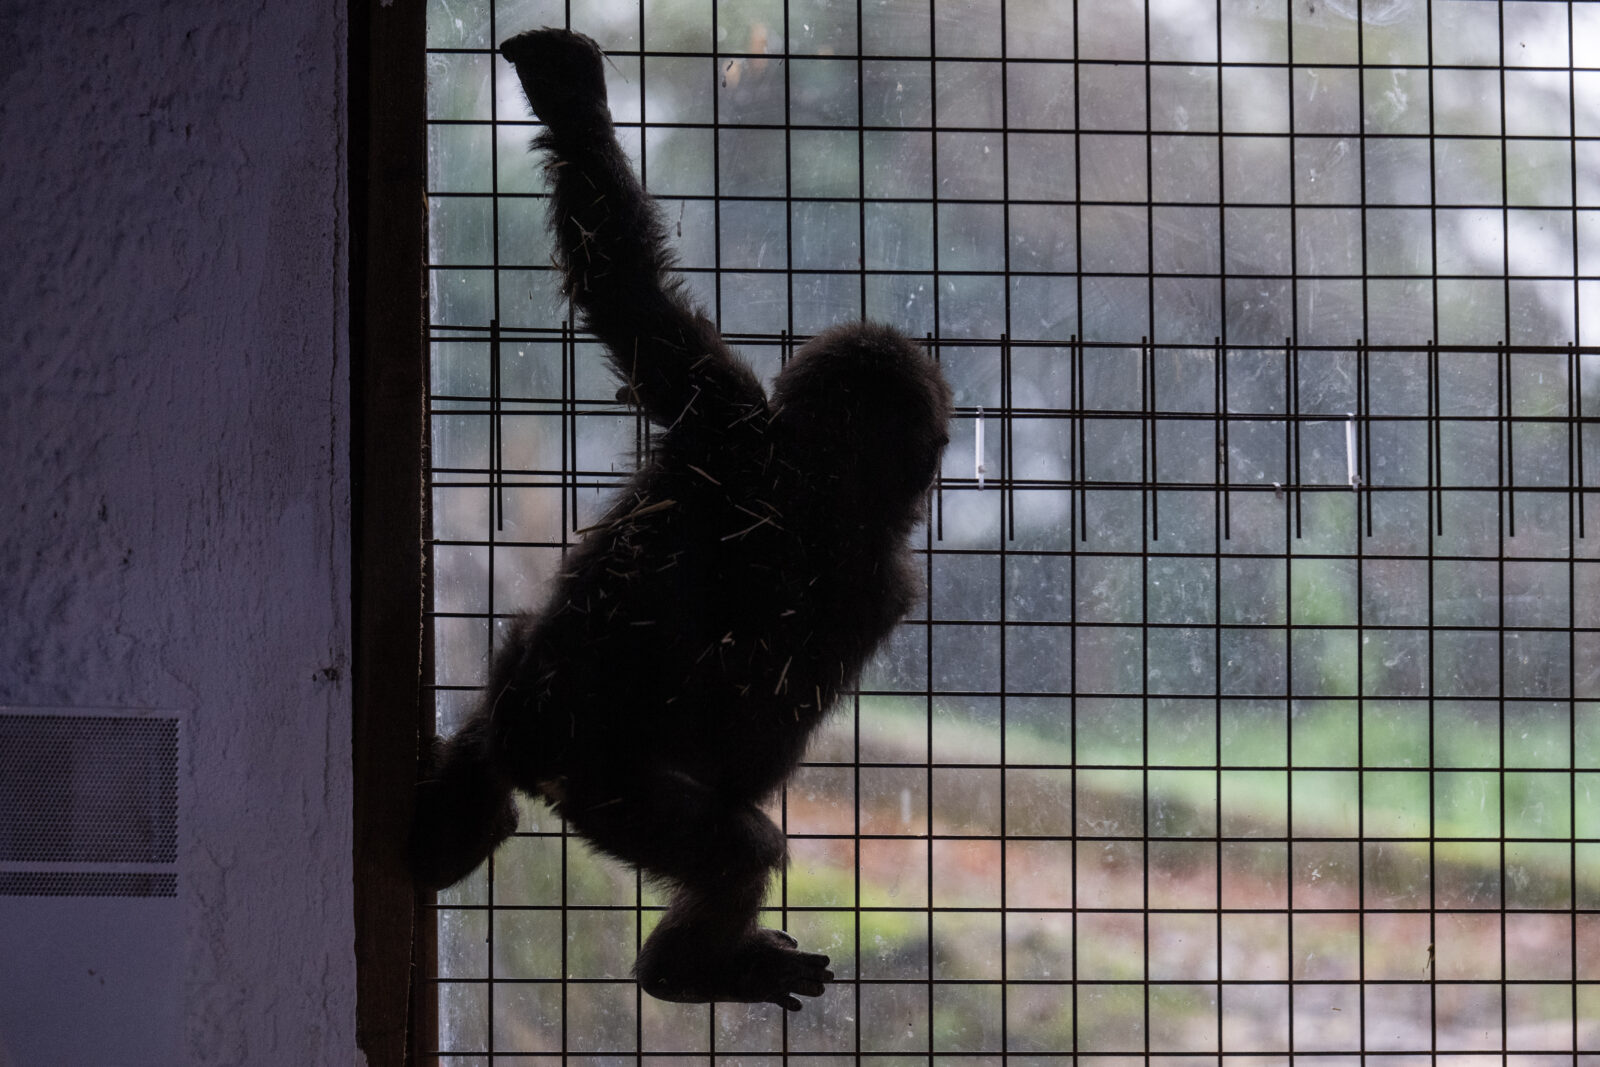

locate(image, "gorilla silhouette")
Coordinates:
412 27 952 1011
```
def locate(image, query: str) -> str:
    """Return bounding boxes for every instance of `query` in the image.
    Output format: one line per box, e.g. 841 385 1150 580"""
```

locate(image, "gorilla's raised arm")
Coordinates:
501 29 765 426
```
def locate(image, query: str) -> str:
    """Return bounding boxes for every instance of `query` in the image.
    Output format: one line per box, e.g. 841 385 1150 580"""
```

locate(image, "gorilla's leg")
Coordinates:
411 715 519 889
553 768 832 1010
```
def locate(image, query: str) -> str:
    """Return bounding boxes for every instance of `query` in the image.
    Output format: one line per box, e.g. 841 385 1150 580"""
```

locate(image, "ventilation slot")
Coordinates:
0 713 179 898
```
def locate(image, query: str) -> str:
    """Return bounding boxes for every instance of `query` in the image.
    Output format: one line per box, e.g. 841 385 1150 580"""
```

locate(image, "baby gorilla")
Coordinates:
412 28 952 1011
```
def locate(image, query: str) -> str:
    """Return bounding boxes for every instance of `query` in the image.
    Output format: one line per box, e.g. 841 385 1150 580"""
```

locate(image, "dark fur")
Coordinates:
411 28 952 1012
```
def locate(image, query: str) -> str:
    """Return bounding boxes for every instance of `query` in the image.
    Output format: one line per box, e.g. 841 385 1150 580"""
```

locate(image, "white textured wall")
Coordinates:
0 1 355 1062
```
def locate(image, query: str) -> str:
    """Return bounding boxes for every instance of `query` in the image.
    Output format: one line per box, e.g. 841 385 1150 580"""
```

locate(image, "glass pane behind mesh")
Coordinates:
424 0 1599 1058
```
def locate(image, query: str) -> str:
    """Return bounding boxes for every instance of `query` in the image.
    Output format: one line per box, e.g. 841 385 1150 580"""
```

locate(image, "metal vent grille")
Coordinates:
0 714 179 874
0 871 177 898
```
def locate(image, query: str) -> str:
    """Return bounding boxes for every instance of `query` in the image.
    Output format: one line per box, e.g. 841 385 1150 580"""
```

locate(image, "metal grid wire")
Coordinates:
423 0 1599 1060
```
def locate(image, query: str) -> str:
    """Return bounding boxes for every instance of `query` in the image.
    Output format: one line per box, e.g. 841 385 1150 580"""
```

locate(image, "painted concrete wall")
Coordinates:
0 1 356 1062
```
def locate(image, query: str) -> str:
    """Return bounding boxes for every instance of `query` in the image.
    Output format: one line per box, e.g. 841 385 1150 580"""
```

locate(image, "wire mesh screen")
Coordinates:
424 0 1600 1060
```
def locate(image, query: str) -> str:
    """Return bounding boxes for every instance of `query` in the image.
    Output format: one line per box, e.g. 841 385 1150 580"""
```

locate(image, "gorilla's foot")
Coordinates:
637 927 833 1012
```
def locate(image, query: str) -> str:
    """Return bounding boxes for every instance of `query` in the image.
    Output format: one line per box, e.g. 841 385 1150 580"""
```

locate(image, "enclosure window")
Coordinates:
423 0 1599 1060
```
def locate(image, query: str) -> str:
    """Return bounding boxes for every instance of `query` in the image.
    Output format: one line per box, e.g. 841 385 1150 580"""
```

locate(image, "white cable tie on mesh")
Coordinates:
975 407 987 490
1346 412 1360 489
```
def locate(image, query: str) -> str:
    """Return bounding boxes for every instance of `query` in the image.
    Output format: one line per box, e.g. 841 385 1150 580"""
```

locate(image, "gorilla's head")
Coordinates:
771 322 953 518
